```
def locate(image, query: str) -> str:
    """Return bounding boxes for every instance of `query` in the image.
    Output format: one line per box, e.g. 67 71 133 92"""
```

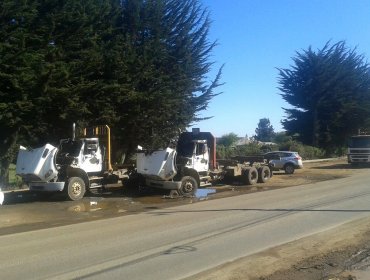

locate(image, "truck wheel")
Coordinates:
242 167 258 185
179 176 198 196
257 166 271 183
65 177 86 201
284 164 295 174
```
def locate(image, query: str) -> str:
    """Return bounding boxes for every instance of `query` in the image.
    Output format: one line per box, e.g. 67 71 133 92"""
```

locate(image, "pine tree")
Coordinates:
255 118 275 142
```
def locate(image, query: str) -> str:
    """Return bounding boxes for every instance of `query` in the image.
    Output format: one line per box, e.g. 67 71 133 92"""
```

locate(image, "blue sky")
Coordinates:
194 0 370 137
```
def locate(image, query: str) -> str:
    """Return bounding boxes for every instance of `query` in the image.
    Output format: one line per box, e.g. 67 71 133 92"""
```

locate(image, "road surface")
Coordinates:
1 168 370 279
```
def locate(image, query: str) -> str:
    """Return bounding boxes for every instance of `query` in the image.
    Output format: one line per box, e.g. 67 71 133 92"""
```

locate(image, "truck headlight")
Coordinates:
44 169 53 179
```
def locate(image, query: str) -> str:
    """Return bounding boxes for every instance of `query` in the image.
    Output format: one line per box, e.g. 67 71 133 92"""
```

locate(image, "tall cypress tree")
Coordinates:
278 41 370 150
111 0 223 153
0 0 222 177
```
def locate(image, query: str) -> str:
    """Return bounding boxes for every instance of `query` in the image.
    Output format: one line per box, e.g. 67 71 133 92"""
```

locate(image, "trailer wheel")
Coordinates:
284 163 295 174
65 177 86 201
179 176 198 196
242 167 258 185
257 166 271 183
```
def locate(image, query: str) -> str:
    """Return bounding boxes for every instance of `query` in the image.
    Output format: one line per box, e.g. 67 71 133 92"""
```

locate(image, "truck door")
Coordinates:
79 139 103 173
193 142 209 172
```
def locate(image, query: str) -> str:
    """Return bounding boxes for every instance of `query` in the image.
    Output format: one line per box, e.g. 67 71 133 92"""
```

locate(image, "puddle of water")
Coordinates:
68 198 106 213
195 189 216 199
67 197 135 213
162 188 217 200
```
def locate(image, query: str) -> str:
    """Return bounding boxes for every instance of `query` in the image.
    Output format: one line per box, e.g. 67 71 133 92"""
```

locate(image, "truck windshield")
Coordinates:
177 142 195 157
59 139 83 156
349 137 370 148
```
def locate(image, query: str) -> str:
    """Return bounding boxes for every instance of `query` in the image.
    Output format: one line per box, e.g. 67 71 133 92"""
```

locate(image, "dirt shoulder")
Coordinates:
187 160 370 280
188 217 370 280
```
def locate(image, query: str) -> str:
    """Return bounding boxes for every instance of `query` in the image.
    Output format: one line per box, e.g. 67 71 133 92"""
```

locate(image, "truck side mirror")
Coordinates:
202 145 207 154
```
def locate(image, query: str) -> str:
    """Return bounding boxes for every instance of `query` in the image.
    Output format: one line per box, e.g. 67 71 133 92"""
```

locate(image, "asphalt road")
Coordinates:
1 168 370 280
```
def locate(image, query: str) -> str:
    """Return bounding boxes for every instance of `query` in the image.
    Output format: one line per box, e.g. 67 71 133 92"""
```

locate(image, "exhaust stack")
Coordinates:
72 123 76 140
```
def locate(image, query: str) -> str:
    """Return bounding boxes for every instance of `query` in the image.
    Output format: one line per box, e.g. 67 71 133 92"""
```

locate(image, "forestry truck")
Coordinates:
16 125 127 200
347 132 370 164
136 129 273 196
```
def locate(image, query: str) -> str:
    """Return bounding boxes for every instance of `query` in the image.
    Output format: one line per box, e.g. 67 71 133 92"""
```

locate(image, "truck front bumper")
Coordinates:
29 182 65 192
348 154 370 163
145 179 182 190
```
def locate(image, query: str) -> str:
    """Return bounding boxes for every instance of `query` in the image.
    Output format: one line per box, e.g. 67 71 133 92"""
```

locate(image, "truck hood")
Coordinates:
136 148 177 180
16 144 59 182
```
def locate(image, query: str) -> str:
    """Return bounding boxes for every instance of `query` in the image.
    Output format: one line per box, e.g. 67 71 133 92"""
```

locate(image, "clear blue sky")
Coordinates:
193 0 370 137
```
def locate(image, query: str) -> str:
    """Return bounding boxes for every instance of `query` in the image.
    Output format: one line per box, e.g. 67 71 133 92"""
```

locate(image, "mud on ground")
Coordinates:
0 158 363 236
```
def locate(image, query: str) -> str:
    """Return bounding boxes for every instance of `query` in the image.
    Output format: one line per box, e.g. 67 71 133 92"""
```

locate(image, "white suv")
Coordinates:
264 151 303 174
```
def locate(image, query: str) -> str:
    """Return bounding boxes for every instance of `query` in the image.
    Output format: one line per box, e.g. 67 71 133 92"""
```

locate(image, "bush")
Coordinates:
215 139 334 160
277 140 326 160
216 142 273 159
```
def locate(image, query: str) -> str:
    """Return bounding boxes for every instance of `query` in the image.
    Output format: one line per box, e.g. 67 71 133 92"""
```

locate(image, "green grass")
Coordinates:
4 164 22 189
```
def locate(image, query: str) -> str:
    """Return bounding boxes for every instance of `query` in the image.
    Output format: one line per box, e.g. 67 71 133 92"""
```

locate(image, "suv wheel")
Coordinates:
284 163 295 174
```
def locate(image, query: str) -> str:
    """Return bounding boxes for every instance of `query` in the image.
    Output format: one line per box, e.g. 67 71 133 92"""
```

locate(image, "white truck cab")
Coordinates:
179 140 209 173
136 130 217 196
16 125 118 201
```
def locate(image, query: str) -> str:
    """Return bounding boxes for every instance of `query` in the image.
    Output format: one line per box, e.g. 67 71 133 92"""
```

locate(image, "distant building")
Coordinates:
235 137 251 146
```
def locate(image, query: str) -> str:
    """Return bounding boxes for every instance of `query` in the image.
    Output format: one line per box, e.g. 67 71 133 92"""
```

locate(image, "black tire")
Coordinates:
284 163 295 174
257 166 271 183
65 177 86 201
242 167 258 185
179 176 198 196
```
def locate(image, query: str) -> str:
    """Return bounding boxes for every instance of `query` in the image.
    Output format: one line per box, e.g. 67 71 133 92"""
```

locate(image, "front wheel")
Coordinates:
179 176 198 196
65 177 86 201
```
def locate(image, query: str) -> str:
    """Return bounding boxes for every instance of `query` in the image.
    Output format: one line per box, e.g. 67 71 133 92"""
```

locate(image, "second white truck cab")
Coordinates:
136 129 273 196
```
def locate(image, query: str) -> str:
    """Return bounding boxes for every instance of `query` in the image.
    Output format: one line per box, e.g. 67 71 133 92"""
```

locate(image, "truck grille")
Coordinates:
349 149 370 154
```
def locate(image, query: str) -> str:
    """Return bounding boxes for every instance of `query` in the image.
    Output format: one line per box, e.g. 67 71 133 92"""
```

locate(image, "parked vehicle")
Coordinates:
347 134 370 164
16 125 128 201
135 129 274 196
264 151 303 174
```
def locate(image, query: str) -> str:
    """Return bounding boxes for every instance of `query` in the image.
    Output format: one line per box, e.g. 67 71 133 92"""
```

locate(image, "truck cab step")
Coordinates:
200 182 212 188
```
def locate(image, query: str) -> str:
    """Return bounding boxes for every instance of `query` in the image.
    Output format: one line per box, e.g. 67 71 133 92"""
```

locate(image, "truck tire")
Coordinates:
269 166 274 177
242 167 258 185
65 177 86 201
257 166 271 183
284 163 295 174
179 176 198 196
